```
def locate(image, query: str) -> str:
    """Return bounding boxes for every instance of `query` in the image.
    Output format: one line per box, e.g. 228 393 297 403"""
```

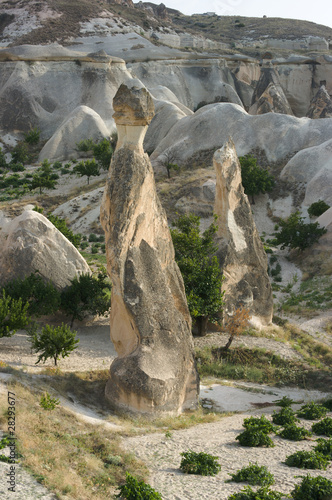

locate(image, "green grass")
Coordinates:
195 345 331 389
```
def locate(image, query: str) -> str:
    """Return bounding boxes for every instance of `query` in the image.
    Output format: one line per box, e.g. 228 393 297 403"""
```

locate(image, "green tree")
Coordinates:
170 214 224 336
157 150 180 179
29 159 59 194
239 154 275 204
60 270 111 327
93 138 113 170
73 158 100 184
273 211 327 251
28 323 79 366
11 142 29 165
2 272 61 318
0 147 7 170
0 292 30 338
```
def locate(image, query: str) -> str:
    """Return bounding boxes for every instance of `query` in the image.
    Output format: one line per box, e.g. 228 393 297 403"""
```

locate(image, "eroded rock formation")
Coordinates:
100 81 199 417
249 66 293 115
0 209 90 289
306 85 332 119
214 140 273 327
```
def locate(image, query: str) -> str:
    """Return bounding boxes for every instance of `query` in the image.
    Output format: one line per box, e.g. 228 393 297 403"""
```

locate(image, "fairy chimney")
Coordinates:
100 81 199 417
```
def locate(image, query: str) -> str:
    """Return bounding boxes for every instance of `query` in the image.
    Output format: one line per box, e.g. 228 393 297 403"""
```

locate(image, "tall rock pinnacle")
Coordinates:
100 81 199 417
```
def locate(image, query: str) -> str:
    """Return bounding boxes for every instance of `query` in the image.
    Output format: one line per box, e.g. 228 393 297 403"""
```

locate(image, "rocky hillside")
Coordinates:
0 0 331 287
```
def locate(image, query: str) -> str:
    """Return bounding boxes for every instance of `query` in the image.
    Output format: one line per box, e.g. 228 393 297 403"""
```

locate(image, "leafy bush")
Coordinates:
321 398 332 411
297 402 328 420
10 163 25 172
228 462 275 486
179 450 221 476
285 450 329 469
239 155 274 204
89 233 99 242
11 142 29 164
278 423 312 441
40 392 60 410
80 241 89 250
242 415 276 433
312 417 332 437
76 138 95 152
272 407 299 426
272 211 327 251
228 486 284 500
115 473 162 499
0 292 30 338
290 474 332 500
308 200 330 218
2 272 61 318
236 429 275 448
314 438 332 459
47 214 81 248
24 127 41 145
0 147 7 169
171 214 224 336
93 138 113 170
272 395 295 407
60 271 111 327
28 323 79 366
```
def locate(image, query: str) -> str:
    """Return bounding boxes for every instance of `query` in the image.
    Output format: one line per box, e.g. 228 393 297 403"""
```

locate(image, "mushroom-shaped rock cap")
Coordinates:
113 82 154 126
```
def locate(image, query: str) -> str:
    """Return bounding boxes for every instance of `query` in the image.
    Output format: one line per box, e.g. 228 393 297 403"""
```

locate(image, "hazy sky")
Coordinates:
162 0 332 29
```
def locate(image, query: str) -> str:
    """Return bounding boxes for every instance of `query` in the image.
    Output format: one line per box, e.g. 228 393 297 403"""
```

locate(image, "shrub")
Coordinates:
278 424 312 441
91 245 99 254
89 233 98 242
272 211 327 251
272 395 295 407
93 138 113 170
0 291 30 338
236 429 275 448
314 438 332 459
312 417 332 437
285 450 329 469
80 241 89 250
0 147 7 169
10 163 25 172
297 402 328 420
308 200 330 218
11 142 29 164
321 398 332 411
239 155 275 204
40 392 60 410
242 415 276 433
47 214 81 248
228 486 284 500
24 127 41 145
60 271 111 327
228 462 275 486
28 323 79 366
290 474 332 500
115 473 162 499
2 272 61 318
179 450 221 476
272 407 299 426
76 138 95 152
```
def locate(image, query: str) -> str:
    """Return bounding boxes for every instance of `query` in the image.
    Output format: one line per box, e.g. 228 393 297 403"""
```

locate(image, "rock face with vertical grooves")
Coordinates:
214 140 273 327
306 85 332 119
100 81 199 417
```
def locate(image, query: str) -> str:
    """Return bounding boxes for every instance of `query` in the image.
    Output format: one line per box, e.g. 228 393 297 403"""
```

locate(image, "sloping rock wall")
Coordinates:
0 209 90 289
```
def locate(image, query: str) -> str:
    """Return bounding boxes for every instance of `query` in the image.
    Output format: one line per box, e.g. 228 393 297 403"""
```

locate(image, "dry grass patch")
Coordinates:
0 380 148 500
